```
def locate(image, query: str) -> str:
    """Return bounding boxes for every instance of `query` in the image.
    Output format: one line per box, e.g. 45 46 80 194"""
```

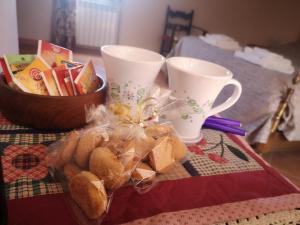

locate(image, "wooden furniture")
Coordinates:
256 70 300 154
0 75 106 130
160 6 194 56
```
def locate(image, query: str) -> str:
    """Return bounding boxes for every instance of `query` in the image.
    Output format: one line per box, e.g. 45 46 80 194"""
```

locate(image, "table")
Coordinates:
0 113 300 225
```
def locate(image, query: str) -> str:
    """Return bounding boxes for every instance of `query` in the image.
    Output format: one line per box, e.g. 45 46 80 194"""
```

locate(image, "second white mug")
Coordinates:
166 57 242 143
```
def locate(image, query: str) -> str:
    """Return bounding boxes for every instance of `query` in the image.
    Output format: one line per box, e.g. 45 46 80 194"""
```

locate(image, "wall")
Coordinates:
194 0 300 47
17 0 54 41
16 0 300 52
118 0 199 51
0 0 19 54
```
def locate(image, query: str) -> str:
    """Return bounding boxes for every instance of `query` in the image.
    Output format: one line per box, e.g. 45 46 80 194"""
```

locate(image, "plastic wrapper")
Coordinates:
46 86 188 224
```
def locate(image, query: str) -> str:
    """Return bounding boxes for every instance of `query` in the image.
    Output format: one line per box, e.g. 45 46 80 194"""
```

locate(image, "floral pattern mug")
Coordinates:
101 45 165 107
166 57 242 143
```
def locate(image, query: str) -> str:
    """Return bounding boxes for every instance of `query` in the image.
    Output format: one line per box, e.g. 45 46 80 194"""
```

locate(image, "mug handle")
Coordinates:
207 79 242 117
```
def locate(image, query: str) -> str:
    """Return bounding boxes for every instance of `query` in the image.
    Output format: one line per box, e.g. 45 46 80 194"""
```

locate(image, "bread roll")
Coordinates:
131 162 156 181
149 136 175 173
69 171 107 219
56 131 80 168
169 135 187 160
89 147 125 190
75 129 102 168
63 162 82 180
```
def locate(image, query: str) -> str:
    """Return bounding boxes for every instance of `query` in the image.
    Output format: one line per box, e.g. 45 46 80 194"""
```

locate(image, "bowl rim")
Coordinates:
0 73 106 99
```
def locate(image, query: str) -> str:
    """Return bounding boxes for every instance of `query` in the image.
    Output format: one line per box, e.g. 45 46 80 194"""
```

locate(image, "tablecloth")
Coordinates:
0 113 300 225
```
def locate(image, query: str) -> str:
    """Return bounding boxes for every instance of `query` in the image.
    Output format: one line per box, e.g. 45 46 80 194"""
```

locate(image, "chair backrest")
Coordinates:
160 6 194 56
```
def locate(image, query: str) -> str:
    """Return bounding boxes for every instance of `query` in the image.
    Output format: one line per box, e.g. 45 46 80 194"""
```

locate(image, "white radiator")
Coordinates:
76 0 121 48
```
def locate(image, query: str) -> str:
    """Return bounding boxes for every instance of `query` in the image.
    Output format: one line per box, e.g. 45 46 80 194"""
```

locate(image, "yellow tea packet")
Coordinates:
13 56 50 95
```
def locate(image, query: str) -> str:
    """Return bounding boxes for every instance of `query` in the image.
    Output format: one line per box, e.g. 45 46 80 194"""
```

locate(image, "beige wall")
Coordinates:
17 0 53 41
17 0 300 51
0 0 19 54
118 0 199 51
194 0 300 47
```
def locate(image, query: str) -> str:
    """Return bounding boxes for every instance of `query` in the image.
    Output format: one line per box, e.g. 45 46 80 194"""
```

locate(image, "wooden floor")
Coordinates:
262 150 300 188
19 41 300 189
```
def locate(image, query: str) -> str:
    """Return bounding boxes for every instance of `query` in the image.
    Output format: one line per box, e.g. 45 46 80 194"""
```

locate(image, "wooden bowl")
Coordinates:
0 74 106 130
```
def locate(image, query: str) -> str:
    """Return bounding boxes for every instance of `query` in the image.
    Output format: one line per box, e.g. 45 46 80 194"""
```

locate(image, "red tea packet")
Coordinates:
64 76 75 96
0 57 13 87
69 65 83 95
41 69 60 96
74 60 100 95
38 40 73 68
53 66 74 96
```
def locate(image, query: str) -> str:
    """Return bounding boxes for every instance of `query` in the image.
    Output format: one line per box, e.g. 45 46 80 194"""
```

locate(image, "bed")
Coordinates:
168 36 300 152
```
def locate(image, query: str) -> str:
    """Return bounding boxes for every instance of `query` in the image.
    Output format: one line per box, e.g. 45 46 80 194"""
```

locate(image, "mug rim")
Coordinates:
166 57 233 79
101 45 165 64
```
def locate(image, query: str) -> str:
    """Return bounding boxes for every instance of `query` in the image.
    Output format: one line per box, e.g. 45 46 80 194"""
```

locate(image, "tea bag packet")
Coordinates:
2 55 35 87
61 60 82 69
0 57 13 87
69 65 84 95
3 55 35 75
74 60 100 94
41 68 60 96
64 76 75 96
52 65 73 96
12 56 50 95
38 40 73 68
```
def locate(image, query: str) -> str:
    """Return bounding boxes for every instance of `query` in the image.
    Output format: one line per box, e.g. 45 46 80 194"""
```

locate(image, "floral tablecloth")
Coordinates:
0 113 300 225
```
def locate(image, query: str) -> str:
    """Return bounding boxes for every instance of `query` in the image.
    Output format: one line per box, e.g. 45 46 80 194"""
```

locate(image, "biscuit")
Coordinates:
75 130 103 168
169 135 187 160
148 136 175 173
56 131 80 168
89 147 125 190
69 171 107 219
131 162 156 181
63 162 82 180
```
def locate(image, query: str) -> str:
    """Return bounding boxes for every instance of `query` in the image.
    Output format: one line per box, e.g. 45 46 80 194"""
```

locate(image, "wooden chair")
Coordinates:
160 6 194 56
256 70 300 154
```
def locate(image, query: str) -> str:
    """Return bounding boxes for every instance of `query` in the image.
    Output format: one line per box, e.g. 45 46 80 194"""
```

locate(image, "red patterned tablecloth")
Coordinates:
0 113 300 225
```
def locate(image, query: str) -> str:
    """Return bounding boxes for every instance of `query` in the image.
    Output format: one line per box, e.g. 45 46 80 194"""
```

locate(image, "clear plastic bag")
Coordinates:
46 87 188 224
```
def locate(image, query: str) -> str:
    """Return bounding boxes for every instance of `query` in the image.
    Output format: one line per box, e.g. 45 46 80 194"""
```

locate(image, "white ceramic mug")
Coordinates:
101 45 165 107
166 57 242 143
